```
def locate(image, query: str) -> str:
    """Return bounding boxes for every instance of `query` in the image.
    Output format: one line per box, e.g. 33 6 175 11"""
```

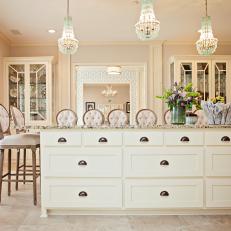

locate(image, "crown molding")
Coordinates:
0 32 11 46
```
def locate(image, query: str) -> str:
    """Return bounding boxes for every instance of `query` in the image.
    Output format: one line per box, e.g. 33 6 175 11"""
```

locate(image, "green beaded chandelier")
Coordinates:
135 0 160 41
58 0 79 55
196 0 218 56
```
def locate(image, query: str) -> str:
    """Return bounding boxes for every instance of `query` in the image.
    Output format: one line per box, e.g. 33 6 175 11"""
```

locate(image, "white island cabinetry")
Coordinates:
41 128 231 217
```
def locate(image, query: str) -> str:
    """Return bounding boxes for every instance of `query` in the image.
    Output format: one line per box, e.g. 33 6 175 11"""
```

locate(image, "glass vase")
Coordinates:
171 105 186 124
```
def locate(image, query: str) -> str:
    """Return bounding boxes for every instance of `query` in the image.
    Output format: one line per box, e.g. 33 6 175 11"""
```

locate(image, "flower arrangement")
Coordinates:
157 82 201 110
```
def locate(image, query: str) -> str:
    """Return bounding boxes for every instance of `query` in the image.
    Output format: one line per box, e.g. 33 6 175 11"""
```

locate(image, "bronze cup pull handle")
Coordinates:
160 191 169 197
79 191 88 197
180 136 190 142
140 137 149 143
58 137 67 143
98 137 108 143
78 160 87 166
221 136 230 142
160 160 169 166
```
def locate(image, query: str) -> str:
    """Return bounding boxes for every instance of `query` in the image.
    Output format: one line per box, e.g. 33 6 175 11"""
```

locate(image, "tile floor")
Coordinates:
1 180 231 231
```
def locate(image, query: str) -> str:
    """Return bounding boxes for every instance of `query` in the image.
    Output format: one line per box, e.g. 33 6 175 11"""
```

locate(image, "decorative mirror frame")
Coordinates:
75 64 147 125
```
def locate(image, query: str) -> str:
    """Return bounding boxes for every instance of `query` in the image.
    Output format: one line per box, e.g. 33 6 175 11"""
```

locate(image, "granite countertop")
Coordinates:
26 124 231 130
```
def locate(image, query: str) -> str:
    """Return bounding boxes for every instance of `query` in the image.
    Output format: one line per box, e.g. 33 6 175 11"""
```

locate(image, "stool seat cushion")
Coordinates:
0 133 40 148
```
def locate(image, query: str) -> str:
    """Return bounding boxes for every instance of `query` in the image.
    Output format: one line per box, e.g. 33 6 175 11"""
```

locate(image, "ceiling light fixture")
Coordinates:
101 85 118 98
135 0 160 41
58 0 79 55
48 29 56 34
107 66 122 75
196 0 218 56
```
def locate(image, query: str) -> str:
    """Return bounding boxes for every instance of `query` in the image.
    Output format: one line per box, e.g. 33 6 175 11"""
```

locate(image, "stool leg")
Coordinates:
32 148 37 205
8 149 11 196
23 149 26 184
15 149 20 190
0 149 4 203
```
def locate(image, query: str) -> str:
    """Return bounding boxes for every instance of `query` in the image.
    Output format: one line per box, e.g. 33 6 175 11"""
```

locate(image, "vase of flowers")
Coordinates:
157 82 201 125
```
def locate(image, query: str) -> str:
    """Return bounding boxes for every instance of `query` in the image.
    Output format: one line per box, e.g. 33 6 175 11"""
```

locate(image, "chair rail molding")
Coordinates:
74 64 147 125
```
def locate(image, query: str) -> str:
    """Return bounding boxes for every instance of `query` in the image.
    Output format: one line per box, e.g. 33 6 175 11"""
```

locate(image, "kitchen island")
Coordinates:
40 126 231 217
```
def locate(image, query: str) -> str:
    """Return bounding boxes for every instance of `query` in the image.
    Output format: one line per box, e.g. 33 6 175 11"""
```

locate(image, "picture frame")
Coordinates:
85 102 95 111
126 102 130 113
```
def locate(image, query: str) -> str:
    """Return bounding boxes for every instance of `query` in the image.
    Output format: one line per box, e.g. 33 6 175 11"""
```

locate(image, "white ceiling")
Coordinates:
0 0 230 44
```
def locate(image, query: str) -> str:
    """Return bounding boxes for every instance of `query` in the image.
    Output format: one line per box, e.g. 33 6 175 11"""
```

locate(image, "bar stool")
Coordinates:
83 109 104 127
136 109 157 128
0 105 40 205
10 106 40 190
56 109 78 127
108 109 128 128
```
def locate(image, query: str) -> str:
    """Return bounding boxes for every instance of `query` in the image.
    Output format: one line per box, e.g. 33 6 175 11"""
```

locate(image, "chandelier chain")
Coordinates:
205 0 208 16
67 0 69 17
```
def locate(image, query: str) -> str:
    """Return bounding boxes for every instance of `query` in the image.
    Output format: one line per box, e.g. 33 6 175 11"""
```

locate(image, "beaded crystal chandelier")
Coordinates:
58 0 79 55
101 85 118 98
196 0 218 56
135 0 160 41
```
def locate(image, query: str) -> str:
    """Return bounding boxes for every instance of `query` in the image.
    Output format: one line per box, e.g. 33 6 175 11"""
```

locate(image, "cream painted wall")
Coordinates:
0 35 10 103
5 42 231 124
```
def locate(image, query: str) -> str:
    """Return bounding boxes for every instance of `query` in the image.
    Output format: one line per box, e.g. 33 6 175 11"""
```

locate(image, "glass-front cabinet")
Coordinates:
4 57 53 126
170 56 231 103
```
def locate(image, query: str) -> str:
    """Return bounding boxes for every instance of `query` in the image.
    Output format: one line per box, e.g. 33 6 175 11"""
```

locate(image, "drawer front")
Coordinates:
124 147 203 177
205 132 231 146
125 179 203 208
41 131 81 146
83 132 122 146
206 179 231 207
124 132 163 146
44 179 122 208
165 132 204 146
43 147 122 177
206 148 231 176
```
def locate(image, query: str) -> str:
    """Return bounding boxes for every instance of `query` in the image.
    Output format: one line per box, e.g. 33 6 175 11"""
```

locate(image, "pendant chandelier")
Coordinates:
102 85 118 98
58 0 79 55
196 0 218 56
135 0 160 41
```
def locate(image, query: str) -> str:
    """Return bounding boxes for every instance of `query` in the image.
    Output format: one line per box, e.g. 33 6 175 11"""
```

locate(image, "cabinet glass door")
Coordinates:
29 64 47 122
8 64 25 113
214 62 226 102
180 63 192 86
197 62 209 101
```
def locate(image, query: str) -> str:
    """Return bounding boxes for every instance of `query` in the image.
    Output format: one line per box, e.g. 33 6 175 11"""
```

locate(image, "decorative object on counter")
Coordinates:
135 0 160 41
193 109 208 126
56 109 78 128
85 102 95 112
58 0 79 55
157 82 201 125
83 109 104 128
196 0 218 56
201 98 231 125
126 102 130 113
136 109 157 128
108 109 128 128
186 112 198 125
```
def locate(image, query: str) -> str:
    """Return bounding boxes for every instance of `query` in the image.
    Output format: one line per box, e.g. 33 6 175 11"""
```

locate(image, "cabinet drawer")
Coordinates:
125 179 203 208
205 132 231 146
43 147 122 177
165 132 203 146
206 148 231 176
206 179 231 207
41 131 81 146
125 147 203 177
124 132 163 146
44 179 122 208
83 132 122 146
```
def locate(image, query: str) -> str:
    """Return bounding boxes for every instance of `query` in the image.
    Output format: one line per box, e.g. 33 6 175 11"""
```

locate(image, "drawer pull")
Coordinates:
180 136 190 142
221 136 230 142
58 137 67 143
78 160 87 166
79 191 88 197
140 137 149 143
98 137 108 143
160 160 169 166
160 191 169 197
